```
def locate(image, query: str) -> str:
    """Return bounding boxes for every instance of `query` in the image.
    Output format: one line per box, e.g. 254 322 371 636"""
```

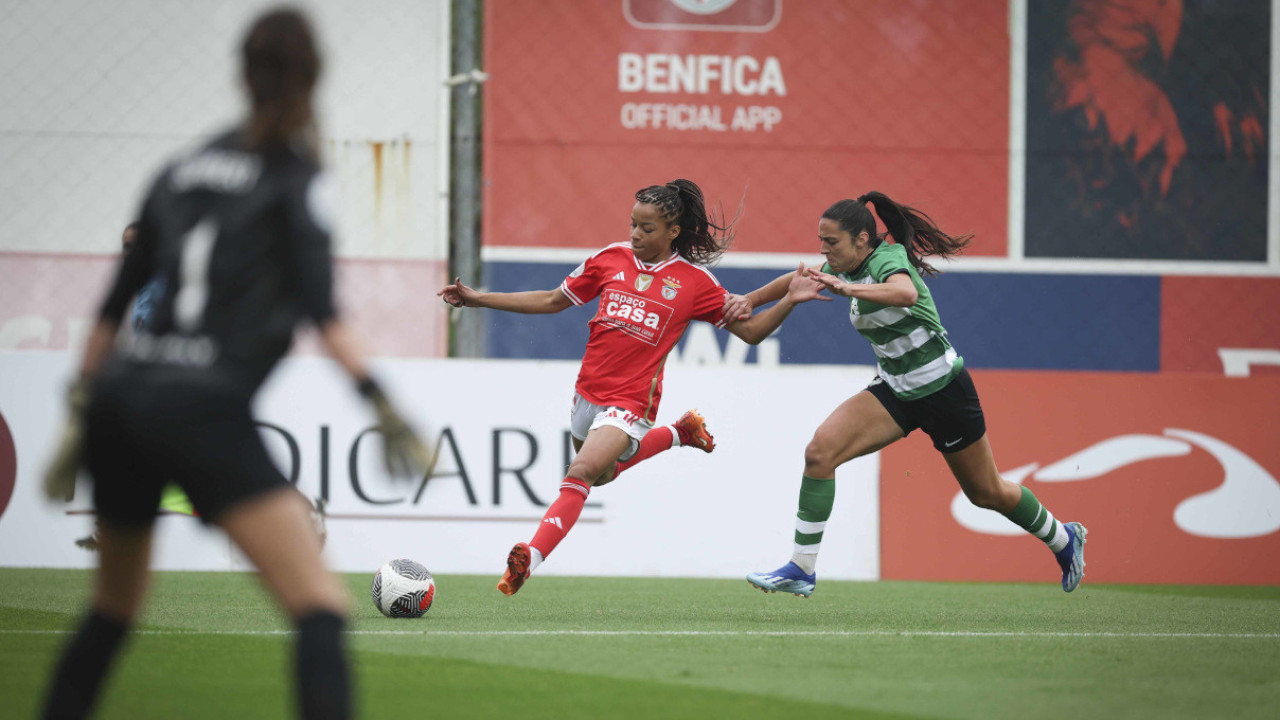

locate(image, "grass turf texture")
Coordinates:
2 569 1277 719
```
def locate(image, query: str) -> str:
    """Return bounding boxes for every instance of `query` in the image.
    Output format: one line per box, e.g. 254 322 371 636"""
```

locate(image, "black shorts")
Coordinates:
85 366 291 528
866 367 986 453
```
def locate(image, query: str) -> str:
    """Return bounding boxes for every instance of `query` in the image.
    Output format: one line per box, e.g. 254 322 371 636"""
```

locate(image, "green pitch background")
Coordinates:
2 569 1277 719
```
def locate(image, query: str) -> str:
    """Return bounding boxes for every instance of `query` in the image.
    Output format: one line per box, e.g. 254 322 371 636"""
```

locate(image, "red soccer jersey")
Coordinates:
560 242 729 422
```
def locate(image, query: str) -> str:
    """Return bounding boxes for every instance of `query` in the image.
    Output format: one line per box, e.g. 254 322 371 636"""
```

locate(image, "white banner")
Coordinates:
0 352 879 580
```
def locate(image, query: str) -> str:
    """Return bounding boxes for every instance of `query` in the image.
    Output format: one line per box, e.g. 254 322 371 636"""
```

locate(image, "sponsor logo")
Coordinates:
0 410 13 522
624 0 782 32
598 289 676 346
544 517 563 530
953 429 1280 539
943 437 963 448
602 407 641 426
613 271 626 282
635 274 654 292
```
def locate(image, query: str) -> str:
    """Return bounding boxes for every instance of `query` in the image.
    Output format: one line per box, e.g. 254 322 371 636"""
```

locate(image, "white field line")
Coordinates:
4 629 1278 639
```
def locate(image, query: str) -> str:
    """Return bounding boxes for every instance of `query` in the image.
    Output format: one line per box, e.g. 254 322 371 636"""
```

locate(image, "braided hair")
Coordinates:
822 192 971 276
634 179 737 266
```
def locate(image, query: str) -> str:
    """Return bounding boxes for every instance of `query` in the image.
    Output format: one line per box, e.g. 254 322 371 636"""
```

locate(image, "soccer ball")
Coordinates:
371 559 436 618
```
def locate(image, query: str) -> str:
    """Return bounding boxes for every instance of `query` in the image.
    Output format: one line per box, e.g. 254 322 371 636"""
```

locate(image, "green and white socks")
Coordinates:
790 475 835 574
1003 485 1070 553
787 478 1066 575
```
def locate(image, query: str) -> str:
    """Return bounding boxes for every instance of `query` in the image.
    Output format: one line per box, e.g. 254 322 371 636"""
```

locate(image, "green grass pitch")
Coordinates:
2 568 1277 719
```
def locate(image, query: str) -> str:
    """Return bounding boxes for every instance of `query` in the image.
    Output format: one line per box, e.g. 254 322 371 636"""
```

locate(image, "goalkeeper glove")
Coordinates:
43 381 90 503
358 377 436 480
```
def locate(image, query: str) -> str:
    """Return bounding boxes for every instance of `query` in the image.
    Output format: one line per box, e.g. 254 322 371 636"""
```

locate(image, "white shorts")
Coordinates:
569 393 653 463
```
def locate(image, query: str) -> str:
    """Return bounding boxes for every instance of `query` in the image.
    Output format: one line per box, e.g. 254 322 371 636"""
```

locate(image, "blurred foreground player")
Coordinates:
39 9 432 720
75 224 192 551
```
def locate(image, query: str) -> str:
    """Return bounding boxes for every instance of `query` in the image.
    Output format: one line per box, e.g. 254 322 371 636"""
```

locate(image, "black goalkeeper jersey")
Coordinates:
99 129 337 393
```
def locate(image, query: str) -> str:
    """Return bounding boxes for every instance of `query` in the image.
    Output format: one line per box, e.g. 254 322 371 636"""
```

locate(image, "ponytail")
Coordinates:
241 9 321 152
824 192 971 276
634 178 739 266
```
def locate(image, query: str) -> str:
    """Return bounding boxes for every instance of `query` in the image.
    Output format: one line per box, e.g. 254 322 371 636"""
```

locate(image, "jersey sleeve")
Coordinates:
99 189 160 323
690 270 730 328
283 169 338 324
560 251 606 306
869 243 912 282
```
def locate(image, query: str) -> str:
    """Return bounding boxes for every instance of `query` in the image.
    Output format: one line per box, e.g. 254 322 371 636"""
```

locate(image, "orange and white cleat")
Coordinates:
673 409 716 453
497 542 532 596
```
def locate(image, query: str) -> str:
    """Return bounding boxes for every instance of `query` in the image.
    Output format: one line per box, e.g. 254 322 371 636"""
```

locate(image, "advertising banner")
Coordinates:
880 370 1280 585
485 260 1163 372
1024 0 1270 260
483 0 1011 256
0 353 880 580
1161 276 1280 375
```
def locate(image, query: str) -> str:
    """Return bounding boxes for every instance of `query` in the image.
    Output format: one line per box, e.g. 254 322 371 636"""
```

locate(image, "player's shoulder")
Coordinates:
669 255 722 288
160 129 270 197
578 242 635 270
865 242 910 274
872 242 909 263
594 242 635 260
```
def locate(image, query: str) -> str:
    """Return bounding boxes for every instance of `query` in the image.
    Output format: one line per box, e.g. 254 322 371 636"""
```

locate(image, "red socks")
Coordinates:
529 478 591 559
530 427 678 562
614 426 675 475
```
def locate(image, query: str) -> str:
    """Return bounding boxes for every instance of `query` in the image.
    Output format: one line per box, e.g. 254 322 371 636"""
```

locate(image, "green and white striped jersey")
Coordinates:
824 243 963 400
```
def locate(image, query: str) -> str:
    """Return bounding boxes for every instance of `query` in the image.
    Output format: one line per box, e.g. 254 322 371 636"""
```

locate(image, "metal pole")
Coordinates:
449 0 485 357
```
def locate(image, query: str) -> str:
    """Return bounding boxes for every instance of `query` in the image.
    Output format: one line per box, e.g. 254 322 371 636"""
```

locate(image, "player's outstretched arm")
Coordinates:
806 268 918 307
726 264 829 345
318 320 436 480
438 277 572 314
722 264 826 322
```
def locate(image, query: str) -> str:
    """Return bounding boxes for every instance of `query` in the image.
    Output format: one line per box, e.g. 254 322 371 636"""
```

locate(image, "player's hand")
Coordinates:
364 385 437 481
722 293 752 322
787 263 832 304
43 382 90 503
438 277 479 308
803 267 851 297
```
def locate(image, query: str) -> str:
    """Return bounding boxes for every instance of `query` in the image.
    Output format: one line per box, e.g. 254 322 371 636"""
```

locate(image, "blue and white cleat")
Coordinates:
1055 522 1088 592
746 562 816 598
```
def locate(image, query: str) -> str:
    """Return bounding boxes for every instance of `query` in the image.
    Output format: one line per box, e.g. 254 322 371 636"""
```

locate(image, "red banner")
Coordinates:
880 371 1280 585
1161 276 1280 375
484 0 1009 256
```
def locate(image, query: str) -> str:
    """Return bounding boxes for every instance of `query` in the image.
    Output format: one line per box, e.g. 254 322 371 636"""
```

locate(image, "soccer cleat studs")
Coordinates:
674 410 716 453
746 562 816 598
497 542 533 596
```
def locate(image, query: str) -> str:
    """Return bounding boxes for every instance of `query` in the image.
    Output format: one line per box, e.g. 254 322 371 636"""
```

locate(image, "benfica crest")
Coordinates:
635 274 654 292
661 277 681 299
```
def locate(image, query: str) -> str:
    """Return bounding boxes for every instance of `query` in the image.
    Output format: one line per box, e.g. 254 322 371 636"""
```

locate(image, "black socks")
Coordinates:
41 611 129 720
295 610 350 720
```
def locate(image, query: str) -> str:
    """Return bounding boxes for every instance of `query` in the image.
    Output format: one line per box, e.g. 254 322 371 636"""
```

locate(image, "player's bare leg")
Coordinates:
500 427 631 596
218 486 351 719
217 487 346 617
41 522 153 719
749 391 903 597
613 409 716 480
946 435 1087 591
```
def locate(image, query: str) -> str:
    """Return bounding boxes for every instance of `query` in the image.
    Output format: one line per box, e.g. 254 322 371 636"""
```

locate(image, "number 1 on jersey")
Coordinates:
174 219 218 332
